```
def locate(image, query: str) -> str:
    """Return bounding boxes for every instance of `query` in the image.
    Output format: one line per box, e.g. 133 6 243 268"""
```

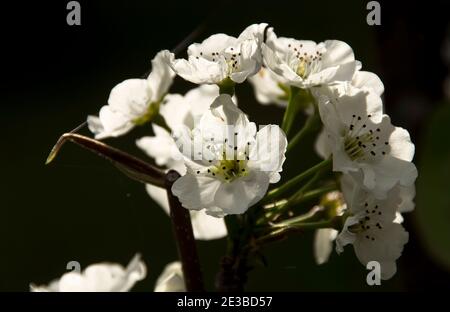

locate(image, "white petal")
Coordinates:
213 171 270 214
353 222 408 280
92 105 134 139
249 67 287 106
229 39 262 83
171 173 221 211
387 124 415 162
136 125 184 169
159 94 193 130
108 79 152 117
321 40 355 68
199 94 254 146
352 71 384 96
397 184 416 213
369 156 418 198
188 34 237 58
145 185 226 240
154 261 185 292
147 50 175 102
307 61 357 87
31 254 146 292
249 125 287 183
146 184 170 214
314 128 332 159
237 23 268 42
184 84 221 122
190 210 227 240
87 115 104 136
336 216 358 253
172 56 228 84
314 228 338 265
340 173 357 205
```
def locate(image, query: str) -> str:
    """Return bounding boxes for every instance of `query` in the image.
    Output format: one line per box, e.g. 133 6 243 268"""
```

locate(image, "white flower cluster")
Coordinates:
253 27 417 279
52 22 418 291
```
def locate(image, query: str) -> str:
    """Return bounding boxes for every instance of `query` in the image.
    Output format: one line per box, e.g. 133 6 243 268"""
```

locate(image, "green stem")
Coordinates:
270 206 323 227
282 168 325 211
218 77 236 96
281 86 300 136
261 158 332 205
253 218 339 248
291 184 337 206
286 219 338 230
287 113 320 153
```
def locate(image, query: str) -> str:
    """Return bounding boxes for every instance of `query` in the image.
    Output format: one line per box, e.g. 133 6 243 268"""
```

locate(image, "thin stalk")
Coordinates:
253 217 340 247
290 184 337 206
165 170 204 292
281 86 300 136
261 158 332 205
287 113 320 153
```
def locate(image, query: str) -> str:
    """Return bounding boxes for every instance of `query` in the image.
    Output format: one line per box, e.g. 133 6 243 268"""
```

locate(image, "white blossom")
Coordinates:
30 254 146 292
87 51 175 139
164 24 267 85
317 85 417 199
315 70 384 159
154 261 185 292
137 85 227 240
171 94 287 217
262 28 358 89
249 67 289 106
336 176 413 280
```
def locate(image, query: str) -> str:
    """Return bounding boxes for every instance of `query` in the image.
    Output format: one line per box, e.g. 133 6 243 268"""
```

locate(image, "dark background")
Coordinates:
1 0 449 291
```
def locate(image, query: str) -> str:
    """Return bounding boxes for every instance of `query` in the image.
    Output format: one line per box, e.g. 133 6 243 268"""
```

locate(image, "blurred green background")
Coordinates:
1 0 449 291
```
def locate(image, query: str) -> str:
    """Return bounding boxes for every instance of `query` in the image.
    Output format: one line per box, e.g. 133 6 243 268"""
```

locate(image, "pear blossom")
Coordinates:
315 70 384 159
336 177 413 280
313 191 346 265
137 85 227 240
249 67 289 106
171 94 287 217
164 23 267 85
262 28 359 89
30 254 146 292
154 261 185 292
87 51 175 139
317 86 417 199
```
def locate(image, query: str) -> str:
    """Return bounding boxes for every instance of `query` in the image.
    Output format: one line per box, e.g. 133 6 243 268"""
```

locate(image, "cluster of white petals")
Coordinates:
171 94 287 217
262 28 359 89
137 85 227 240
336 175 413 280
164 24 267 85
30 254 146 292
306 45 416 278
87 51 175 139
73 21 419 289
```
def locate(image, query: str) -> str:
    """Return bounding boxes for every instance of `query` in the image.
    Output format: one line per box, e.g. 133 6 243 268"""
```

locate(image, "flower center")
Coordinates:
194 134 252 182
286 43 323 79
132 101 159 126
195 48 242 75
348 202 384 241
343 114 389 161
212 158 248 182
